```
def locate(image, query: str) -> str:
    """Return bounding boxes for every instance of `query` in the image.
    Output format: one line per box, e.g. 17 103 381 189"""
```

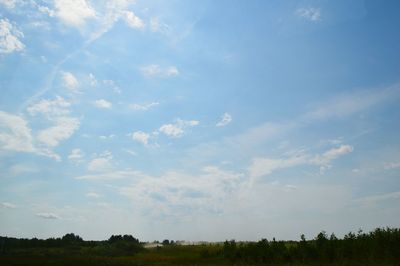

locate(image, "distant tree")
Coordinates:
162 239 170 245
223 240 237 261
61 233 82 245
108 235 123 243
108 235 139 244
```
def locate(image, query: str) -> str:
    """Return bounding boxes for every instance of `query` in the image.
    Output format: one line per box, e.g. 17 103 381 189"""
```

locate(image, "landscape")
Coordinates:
1 228 400 265
1 0 400 265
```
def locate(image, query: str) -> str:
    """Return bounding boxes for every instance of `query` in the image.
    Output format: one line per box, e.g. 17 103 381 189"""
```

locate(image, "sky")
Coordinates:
0 0 400 242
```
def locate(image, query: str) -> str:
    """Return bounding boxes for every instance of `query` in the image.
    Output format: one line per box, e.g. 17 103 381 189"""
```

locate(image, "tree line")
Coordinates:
216 227 400 264
0 233 143 256
1 227 400 264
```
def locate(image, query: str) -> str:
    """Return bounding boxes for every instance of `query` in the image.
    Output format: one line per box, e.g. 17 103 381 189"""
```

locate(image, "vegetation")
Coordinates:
1 228 399 265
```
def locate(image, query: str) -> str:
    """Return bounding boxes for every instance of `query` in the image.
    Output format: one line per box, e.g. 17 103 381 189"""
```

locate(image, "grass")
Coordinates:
1 245 397 266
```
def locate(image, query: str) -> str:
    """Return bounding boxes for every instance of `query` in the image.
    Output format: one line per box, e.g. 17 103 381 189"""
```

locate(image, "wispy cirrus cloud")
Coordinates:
37 117 80 147
86 0 144 42
27 96 71 117
150 17 171 34
190 84 400 164
94 99 112 109
129 102 159 111
216 113 232 127
302 85 400 121
1 202 16 209
0 110 61 160
75 169 147 181
384 162 400 170
35 212 61 219
354 191 400 205
28 96 80 149
86 192 101 198
77 165 243 217
0 111 35 153
0 96 80 160
249 144 354 179
140 65 179 77
296 7 321 21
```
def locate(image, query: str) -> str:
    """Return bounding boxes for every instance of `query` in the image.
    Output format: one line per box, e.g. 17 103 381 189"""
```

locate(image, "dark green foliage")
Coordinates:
218 227 400 265
0 227 399 265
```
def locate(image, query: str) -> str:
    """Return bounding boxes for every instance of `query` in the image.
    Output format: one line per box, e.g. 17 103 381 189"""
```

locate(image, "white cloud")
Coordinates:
86 192 101 198
123 11 145 29
384 162 400 170
68 148 84 162
0 111 62 160
0 0 19 9
62 72 79 92
87 150 113 172
310 145 354 168
94 99 112 109
159 124 184 138
37 117 80 147
140 65 161 76
27 96 71 117
38 5 55 17
183 120 200 126
216 112 232 127
296 7 321 21
132 131 150 145
99 134 115 139
9 163 37 176
1 202 16 209
352 168 360 173
150 17 171 34
249 156 307 178
0 18 25 54
25 96 80 155
190 85 400 166
103 79 121 94
0 111 35 153
88 158 112 172
354 191 400 205
302 85 400 121
35 212 61 219
119 166 243 217
123 148 137 156
129 102 159 111
88 73 97 86
140 64 180 77
159 119 199 138
86 0 143 43
249 144 354 178
165 66 179 76
1 97 79 160
75 170 145 181
53 0 96 27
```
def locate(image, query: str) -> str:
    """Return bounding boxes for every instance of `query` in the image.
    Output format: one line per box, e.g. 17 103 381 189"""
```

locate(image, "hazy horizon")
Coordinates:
1 0 399 242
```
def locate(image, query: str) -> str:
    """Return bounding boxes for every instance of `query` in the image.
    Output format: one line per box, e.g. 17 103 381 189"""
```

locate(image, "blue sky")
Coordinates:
0 0 400 241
